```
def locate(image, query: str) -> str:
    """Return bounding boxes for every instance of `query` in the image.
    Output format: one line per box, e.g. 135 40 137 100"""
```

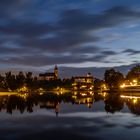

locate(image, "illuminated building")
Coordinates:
120 79 140 91
39 65 58 81
72 73 94 91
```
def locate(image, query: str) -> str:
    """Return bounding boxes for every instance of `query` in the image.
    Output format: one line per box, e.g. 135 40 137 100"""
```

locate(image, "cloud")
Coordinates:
101 51 117 55
59 6 140 32
122 49 140 55
0 2 140 69
0 53 109 67
0 21 54 38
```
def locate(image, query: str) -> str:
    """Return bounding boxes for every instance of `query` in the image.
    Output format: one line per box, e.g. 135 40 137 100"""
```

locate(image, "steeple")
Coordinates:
54 65 58 79
55 103 60 117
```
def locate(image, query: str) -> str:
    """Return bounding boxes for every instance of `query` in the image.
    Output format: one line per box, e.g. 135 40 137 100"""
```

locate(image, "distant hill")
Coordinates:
57 63 139 79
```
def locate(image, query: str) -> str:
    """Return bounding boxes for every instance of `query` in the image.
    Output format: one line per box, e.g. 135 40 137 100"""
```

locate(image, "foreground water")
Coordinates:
0 92 140 140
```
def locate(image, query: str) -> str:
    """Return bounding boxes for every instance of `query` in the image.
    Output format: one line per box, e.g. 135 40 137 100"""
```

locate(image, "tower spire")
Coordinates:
54 65 58 79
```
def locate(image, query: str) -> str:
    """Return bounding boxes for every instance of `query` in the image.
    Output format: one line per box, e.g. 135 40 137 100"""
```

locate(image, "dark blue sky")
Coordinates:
0 0 140 74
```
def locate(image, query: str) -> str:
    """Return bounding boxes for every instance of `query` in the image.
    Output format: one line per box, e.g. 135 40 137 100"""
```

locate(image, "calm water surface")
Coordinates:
0 92 140 140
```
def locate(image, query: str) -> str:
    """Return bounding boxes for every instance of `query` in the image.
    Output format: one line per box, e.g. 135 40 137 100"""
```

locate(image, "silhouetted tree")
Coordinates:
0 74 5 89
126 65 140 82
105 93 124 113
16 71 25 88
25 72 33 89
62 78 73 89
104 69 124 89
5 72 17 90
94 78 103 91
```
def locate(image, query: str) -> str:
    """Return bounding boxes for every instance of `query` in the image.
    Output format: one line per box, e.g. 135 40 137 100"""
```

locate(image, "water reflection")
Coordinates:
1 91 140 115
120 93 140 115
105 93 124 113
1 92 140 140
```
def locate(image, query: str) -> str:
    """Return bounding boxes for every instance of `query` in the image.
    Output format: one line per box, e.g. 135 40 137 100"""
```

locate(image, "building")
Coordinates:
72 73 94 91
39 65 58 81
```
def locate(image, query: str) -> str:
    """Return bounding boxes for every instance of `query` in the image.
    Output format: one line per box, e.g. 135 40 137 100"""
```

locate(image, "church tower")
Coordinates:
54 65 58 79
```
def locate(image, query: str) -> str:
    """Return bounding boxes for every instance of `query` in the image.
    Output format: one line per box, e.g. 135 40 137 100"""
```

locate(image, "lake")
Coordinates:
0 91 140 140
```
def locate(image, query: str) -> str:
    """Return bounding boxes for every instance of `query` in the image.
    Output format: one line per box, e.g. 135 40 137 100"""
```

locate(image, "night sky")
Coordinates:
0 0 140 75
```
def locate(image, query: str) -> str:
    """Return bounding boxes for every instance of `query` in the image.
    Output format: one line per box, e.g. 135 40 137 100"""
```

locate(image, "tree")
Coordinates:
25 72 33 89
5 72 17 90
0 74 5 89
16 71 25 88
126 65 140 82
104 69 124 89
94 78 102 91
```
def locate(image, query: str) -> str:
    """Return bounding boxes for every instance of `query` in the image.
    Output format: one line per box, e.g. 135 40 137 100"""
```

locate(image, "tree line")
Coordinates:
95 65 140 90
0 71 39 91
0 71 73 91
0 65 140 91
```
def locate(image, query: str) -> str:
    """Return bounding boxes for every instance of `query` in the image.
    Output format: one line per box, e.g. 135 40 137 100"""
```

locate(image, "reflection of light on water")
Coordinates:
39 92 44 95
133 99 137 104
98 92 108 98
72 91 94 97
120 95 139 104
0 92 18 96
120 95 140 99
18 93 28 100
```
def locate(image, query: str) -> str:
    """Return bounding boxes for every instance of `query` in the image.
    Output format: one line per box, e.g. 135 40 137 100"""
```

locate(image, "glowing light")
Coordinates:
89 91 94 95
132 79 138 86
133 99 137 104
81 93 87 96
133 79 137 83
19 86 28 93
120 95 140 99
18 93 28 100
120 83 125 88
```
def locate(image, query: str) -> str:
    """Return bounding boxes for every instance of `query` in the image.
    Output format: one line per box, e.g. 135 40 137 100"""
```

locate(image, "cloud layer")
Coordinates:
0 0 140 72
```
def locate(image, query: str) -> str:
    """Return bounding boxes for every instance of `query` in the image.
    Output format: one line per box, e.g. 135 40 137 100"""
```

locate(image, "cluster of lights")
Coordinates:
120 95 140 99
38 88 45 95
120 84 126 88
19 86 28 93
18 93 28 100
120 79 138 88
72 95 93 108
54 87 68 95
120 95 139 104
73 91 94 97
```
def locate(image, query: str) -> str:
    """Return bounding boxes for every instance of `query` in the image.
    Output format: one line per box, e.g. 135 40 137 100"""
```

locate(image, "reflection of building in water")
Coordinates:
55 103 60 117
72 73 94 91
39 65 58 81
120 94 140 105
120 94 140 115
73 91 94 97
40 101 60 116
72 95 94 108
